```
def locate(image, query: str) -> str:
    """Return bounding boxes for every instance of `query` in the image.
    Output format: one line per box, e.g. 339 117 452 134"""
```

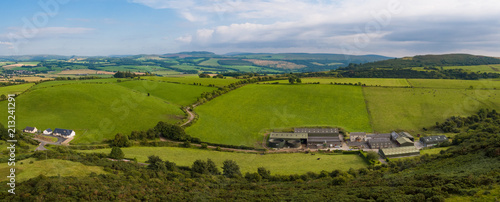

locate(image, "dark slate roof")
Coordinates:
294 128 339 134
44 128 52 132
24 126 35 131
420 135 448 144
368 138 392 143
367 133 391 139
53 128 74 136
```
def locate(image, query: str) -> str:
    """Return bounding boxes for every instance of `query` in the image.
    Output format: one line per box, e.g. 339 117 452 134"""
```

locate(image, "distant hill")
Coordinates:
0 55 71 61
345 54 500 69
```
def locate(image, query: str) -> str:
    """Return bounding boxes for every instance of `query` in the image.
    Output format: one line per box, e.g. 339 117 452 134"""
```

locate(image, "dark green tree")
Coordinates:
109 147 124 159
192 160 208 174
257 167 271 179
146 155 165 171
112 133 132 147
206 159 220 175
222 160 241 178
154 121 187 141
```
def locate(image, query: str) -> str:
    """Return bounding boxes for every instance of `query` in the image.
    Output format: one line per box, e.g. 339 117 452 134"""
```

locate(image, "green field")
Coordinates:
0 83 185 144
199 58 221 66
147 76 242 87
223 65 282 73
117 80 216 106
408 79 500 89
30 78 120 90
98 65 165 72
0 83 35 95
80 147 367 175
442 64 500 73
0 158 106 182
186 84 372 146
364 87 500 133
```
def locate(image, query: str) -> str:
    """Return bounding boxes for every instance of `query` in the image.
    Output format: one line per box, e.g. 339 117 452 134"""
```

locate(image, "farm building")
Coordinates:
43 129 53 135
420 135 448 147
379 146 420 158
396 137 414 147
294 128 339 136
23 127 38 133
399 132 415 141
366 133 391 140
308 136 342 147
391 131 399 140
53 128 75 138
367 138 393 149
268 133 307 148
350 132 367 142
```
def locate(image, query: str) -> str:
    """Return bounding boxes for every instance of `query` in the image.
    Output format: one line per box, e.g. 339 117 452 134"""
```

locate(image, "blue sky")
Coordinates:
0 0 499 57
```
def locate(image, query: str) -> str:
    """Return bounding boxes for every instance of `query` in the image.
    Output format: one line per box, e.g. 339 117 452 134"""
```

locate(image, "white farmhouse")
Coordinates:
23 126 38 133
43 128 53 135
53 128 75 138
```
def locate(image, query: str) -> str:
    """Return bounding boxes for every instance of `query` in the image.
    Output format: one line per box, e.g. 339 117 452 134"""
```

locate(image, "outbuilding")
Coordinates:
396 137 414 147
367 138 392 149
43 128 53 135
53 128 75 138
294 128 339 136
23 127 38 133
420 135 448 147
379 146 420 158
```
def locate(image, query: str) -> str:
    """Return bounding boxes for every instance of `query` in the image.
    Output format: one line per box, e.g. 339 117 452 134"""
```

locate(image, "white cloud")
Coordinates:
176 35 192 43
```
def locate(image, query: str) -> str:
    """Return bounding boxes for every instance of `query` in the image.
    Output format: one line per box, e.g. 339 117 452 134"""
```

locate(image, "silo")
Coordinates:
286 139 301 148
268 139 285 148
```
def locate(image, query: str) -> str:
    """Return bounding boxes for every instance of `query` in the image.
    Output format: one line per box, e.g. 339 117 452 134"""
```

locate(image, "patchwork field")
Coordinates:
0 83 185 144
0 158 106 182
0 83 35 95
364 87 500 133
186 84 372 146
442 64 500 73
147 76 243 87
80 147 367 175
57 69 115 75
117 80 216 106
198 58 221 66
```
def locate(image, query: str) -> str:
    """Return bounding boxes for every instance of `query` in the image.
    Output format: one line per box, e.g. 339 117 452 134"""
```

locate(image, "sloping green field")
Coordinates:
80 147 367 175
0 83 35 95
364 87 500 133
408 79 500 89
117 80 216 106
186 84 372 146
0 83 185 144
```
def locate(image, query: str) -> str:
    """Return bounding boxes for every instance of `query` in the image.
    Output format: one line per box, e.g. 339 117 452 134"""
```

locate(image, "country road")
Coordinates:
181 107 195 126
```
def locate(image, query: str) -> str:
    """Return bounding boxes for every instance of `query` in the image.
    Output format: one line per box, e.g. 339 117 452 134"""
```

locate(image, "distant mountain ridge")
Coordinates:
345 54 500 69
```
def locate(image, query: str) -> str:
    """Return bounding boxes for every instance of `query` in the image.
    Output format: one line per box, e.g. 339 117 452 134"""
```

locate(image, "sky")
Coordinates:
0 0 499 57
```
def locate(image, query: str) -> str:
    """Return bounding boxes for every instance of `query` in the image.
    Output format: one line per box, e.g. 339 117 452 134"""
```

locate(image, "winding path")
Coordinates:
181 107 196 126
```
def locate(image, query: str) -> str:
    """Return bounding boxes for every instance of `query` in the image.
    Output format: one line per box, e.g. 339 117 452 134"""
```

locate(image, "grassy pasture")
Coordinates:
146 76 242 87
443 64 500 73
31 78 121 90
80 147 367 175
117 80 216 106
0 158 106 182
408 79 500 89
0 83 184 144
186 84 372 146
0 83 35 95
364 87 500 133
